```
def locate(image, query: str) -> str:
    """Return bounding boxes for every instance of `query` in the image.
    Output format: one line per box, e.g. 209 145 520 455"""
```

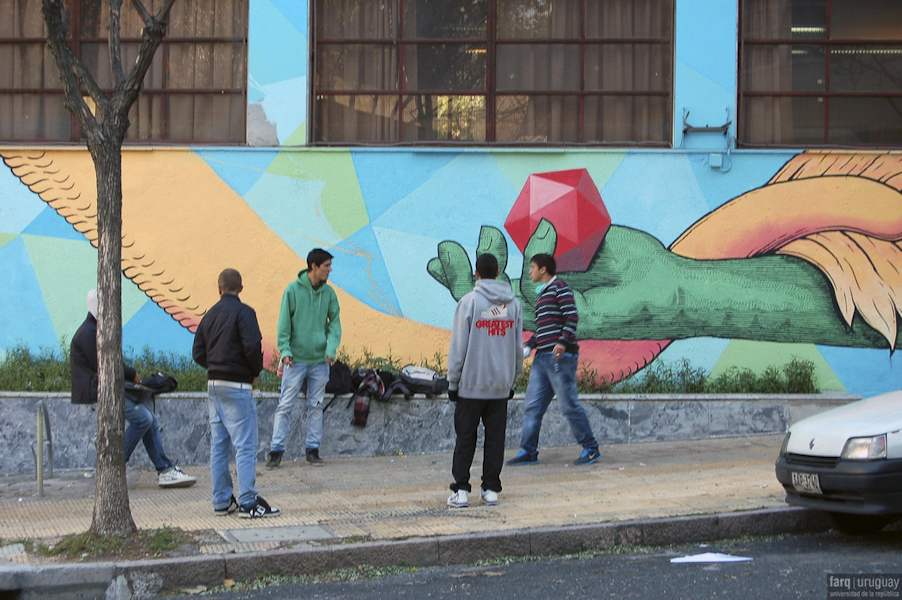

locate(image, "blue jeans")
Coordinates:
270 361 329 453
208 382 258 510
520 352 598 457
124 399 173 474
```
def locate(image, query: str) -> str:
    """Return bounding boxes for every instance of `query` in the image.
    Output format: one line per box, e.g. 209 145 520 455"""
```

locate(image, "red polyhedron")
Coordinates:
504 169 611 272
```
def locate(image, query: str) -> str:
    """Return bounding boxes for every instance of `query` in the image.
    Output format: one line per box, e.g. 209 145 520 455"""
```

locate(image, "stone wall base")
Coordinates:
0 392 859 475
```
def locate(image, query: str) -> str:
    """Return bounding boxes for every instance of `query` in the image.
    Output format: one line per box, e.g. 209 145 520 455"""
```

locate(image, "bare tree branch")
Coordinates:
129 0 153 26
115 0 178 117
109 0 126 85
41 0 106 131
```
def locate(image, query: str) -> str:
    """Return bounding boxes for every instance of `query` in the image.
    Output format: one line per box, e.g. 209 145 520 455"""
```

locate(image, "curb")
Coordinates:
0 507 832 599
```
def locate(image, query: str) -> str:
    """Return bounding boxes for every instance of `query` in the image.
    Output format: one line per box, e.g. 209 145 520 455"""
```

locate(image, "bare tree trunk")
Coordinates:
41 0 178 539
90 140 135 537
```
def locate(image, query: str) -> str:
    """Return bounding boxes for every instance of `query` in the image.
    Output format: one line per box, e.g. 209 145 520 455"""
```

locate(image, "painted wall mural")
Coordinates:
430 154 902 386
0 147 899 396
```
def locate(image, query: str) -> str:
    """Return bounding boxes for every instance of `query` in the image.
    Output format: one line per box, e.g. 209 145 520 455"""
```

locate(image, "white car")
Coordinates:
774 390 902 534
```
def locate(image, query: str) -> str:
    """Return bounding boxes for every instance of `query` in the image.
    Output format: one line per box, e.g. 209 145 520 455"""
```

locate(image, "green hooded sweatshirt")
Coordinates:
277 269 341 364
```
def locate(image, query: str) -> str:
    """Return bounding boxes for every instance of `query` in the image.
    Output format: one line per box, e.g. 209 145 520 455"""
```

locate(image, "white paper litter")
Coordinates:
670 552 753 563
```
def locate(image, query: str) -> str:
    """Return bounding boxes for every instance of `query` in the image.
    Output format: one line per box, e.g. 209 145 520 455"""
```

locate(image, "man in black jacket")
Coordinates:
70 289 196 488
193 269 279 518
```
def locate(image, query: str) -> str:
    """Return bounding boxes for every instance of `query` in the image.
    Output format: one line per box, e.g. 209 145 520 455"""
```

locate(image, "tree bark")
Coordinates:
90 138 135 537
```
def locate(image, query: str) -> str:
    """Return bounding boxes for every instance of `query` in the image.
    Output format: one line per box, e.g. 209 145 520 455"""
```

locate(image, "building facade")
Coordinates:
1 0 900 395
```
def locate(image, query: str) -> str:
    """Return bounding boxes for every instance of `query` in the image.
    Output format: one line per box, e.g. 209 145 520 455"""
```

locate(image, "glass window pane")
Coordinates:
497 0 580 39
586 0 673 39
740 95 824 144
316 94 400 142
402 44 485 91
832 0 902 41
1 44 63 88
169 94 242 142
584 95 670 144
126 94 163 140
495 94 580 142
401 94 485 141
496 44 580 91
402 0 486 39
829 97 902 144
830 46 902 92
316 0 399 39
0 93 70 140
1 0 46 37
317 44 399 91
742 0 823 40
585 44 670 92
742 44 824 92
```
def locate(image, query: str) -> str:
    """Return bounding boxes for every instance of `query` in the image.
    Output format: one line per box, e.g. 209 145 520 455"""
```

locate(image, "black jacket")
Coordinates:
192 294 264 383
69 313 138 405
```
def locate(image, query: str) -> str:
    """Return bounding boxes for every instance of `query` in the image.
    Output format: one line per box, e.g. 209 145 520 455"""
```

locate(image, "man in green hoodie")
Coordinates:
267 248 342 468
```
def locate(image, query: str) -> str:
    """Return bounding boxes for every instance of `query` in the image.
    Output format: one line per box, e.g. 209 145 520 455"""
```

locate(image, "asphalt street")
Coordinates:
167 525 902 600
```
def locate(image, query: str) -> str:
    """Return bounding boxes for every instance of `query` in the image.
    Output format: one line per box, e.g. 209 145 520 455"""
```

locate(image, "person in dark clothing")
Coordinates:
446 254 523 508
193 269 279 519
70 289 196 487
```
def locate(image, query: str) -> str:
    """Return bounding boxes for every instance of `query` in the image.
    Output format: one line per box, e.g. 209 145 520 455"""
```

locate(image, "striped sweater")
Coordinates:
525 277 580 354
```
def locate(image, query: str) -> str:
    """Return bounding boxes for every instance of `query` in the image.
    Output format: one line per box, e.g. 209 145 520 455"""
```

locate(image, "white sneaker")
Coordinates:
158 467 197 488
447 489 468 508
480 489 498 505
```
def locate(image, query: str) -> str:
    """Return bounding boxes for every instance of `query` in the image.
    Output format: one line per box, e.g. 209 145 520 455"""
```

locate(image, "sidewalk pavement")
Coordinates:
0 434 832 598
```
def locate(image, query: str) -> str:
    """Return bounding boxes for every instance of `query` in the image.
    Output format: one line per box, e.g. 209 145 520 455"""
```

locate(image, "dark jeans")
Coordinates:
124 399 174 474
451 397 508 494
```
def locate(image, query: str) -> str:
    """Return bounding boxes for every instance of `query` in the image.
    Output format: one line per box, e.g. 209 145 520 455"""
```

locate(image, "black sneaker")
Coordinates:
239 496 281 519
506 450 539 466
266 451 283 469
214 496 238 516
573 448 602 466
306 448 325 467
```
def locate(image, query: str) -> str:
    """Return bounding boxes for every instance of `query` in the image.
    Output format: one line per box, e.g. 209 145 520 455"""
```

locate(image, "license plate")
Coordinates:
791 471 822 494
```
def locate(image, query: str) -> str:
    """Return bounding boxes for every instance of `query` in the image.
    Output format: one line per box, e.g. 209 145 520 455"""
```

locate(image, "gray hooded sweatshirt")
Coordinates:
447 278 524 400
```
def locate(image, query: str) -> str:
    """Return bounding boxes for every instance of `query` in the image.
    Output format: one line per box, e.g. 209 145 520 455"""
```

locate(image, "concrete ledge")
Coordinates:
331 537 441 570
437 530 532 565
0 391 858 475
117 554 225 592
0 507 834 599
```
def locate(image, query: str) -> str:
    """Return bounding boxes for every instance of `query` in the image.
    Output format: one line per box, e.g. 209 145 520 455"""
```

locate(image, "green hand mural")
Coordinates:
429 220 898 350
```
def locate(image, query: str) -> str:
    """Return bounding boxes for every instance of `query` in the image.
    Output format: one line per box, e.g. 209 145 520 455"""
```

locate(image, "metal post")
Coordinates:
36 400 44 498
42 403 53 479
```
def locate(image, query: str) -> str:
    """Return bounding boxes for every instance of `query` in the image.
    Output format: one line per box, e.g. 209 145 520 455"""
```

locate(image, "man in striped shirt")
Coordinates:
507 253 602 467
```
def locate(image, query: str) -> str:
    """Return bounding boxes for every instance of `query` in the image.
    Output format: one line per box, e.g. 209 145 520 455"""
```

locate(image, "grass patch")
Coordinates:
36 526 197 562
0 344 818 394
575 357 819 395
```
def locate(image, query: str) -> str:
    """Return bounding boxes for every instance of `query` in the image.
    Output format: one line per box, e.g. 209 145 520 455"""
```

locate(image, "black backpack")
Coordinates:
325 361 353 394
125 372 178 407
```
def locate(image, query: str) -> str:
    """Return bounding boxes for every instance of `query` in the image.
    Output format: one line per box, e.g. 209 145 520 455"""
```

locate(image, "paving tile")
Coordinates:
0 435 787 562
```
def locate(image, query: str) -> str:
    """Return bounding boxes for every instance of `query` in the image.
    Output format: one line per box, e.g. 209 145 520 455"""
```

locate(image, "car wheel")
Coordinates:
829 513 891 535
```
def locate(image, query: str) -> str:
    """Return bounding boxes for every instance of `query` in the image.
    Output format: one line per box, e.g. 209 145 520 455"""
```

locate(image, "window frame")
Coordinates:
310 0 674 147
738 0 902 148
0 0 248 144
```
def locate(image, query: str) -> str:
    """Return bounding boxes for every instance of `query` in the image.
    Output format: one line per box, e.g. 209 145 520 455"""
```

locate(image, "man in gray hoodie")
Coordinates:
446 253 524 508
